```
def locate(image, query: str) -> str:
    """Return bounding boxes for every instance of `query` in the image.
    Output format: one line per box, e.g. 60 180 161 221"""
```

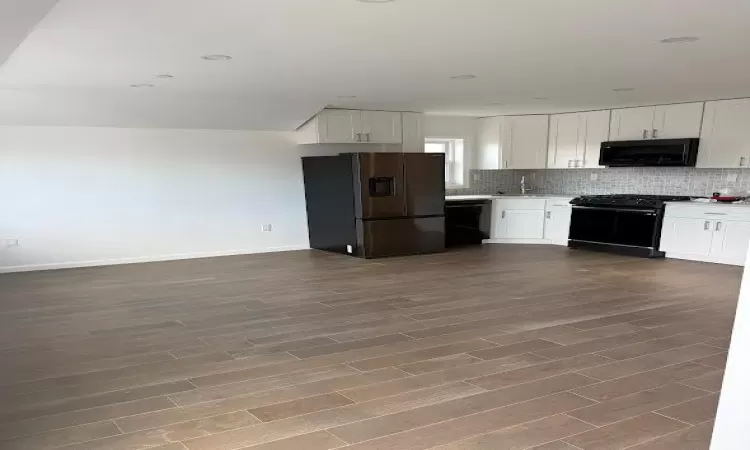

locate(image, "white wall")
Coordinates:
0 126 331 273
711 245 750 449
423 116 478 186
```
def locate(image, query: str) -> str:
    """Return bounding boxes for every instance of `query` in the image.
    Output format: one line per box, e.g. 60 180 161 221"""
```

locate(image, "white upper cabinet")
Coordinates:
401 112 425 152
698 98 750 168
319 109 362 143
504 115 549 169
581 110 611 168
653 103 704 139
298 109 403 144
361 111 402 144
610 106 656 140
610 103 703 141
477 117 502 170
478 115 549 169
548 113 581 169
548 110 609 169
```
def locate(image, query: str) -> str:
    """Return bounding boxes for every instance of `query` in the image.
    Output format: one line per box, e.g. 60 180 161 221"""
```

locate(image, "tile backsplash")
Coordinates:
447 168 750 197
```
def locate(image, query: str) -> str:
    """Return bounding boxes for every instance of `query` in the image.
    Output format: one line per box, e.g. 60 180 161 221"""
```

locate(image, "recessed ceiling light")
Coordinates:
532 96 549 100
450 74 476 80
201 54 232 61
660 36 700 44
337 95 357 99
613 87 635 92
129 84 154 88
154 74 174 79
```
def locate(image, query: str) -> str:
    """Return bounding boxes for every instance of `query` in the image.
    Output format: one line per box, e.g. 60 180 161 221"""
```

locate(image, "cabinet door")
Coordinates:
710 220 750 265
660 217 714 257
653 102 704 139
698 99 750 168
610 107 655 141
477 117 502 170
544 204 572 244
580 110 611 168
494 209 546 239
401 113 424 152
319 110 361 143
361 111 402 144
507 115 549 169
548 113 581 169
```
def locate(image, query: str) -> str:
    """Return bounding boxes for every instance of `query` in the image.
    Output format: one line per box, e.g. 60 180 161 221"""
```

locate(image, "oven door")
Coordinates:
569 206 659 248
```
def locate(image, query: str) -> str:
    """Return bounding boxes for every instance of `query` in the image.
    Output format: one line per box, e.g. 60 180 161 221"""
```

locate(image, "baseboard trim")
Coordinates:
482 238 552 245
0 245 310 274
665 252 743 266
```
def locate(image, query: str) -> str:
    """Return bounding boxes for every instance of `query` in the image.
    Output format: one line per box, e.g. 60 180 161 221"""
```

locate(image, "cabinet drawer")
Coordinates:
665 204 750 222
492 199 546 210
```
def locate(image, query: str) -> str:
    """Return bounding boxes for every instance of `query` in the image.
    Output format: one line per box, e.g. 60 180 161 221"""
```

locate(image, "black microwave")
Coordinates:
599 138 700 167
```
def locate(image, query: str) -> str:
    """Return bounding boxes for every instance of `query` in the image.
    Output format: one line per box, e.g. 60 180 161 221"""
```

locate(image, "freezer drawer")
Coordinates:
357 217 445 258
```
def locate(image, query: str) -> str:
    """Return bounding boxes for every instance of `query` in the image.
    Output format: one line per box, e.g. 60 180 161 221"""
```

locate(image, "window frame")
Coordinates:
425 137 464 188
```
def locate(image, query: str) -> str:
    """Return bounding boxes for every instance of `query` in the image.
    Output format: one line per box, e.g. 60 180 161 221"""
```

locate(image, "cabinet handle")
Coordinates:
704 221 711 231
740 157 745 167
502 210 506 219
546 211 551 219
716 221 723 231
642 129 648 139
652 129 658 139
504 160 508 169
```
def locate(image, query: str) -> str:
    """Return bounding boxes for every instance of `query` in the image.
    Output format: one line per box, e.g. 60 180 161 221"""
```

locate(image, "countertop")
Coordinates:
446 194 577 201
665 200 750 208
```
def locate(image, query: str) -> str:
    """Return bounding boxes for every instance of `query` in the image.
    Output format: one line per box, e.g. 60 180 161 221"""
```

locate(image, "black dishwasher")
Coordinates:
445 199 492 247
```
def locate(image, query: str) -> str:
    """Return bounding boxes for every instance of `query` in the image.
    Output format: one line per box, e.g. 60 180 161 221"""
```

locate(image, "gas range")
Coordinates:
570 194 693 209
568 194 694 258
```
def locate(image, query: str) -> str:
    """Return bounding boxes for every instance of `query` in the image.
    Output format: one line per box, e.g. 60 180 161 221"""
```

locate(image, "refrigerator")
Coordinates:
302 152 446 258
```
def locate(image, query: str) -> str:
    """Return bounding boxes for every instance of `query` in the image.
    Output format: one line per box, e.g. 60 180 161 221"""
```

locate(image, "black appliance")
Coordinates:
445 199 492 247
599 138 700 167
568 194 693 258
302 152 445 259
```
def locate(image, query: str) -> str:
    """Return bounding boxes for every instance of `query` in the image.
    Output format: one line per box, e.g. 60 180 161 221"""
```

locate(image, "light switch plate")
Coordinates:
590 173 599 181
727 172 739 183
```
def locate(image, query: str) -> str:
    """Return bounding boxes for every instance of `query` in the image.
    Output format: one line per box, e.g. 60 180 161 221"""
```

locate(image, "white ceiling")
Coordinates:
2 0 750 130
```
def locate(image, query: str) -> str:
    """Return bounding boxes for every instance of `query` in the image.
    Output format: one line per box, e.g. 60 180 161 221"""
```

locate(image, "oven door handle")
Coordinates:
572 206 657 215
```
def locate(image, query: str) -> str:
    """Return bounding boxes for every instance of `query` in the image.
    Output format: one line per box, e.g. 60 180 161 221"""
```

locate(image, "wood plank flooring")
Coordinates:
0 245 740 450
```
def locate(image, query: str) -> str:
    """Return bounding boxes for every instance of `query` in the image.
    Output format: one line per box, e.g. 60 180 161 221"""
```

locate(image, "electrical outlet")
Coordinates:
5 238 19 248
728 172 739 183
590 173 599 181
261 224 273 232
473 173 480 182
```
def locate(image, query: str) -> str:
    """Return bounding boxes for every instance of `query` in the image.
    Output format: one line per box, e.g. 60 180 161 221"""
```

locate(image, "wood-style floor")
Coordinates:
0 245 740 450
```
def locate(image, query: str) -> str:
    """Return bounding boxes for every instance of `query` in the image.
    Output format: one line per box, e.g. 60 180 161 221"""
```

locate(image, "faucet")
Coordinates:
520 176 532 195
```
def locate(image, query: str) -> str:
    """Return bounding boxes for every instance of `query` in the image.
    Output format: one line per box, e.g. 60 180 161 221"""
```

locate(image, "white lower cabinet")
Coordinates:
494 210 546 240
711 220 750 265
660 204 750 266
544 204 573 245
488 197 572 245
660 217 714 258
